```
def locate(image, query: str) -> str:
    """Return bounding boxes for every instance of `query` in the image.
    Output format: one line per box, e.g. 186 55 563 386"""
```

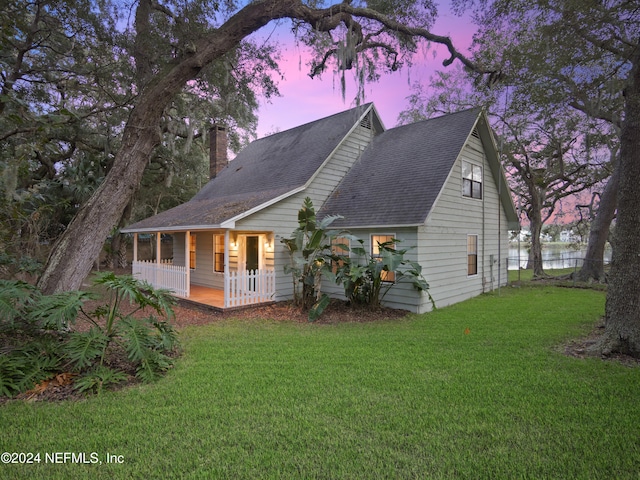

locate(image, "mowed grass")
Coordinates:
2 285 639 479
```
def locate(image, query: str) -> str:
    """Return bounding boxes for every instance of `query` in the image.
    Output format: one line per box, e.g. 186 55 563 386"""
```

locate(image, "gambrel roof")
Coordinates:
123 104 519 233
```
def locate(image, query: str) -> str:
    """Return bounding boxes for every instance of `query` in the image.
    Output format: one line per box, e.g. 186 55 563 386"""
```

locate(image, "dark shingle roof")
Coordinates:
123 104 372 232
318 108 482 227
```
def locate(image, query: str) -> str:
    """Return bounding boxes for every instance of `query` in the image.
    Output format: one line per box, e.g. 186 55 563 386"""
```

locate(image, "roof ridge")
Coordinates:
256 102 373 141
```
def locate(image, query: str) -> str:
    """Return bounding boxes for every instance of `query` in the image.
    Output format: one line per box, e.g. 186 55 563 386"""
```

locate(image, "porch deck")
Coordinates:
185 285 225 309
175 285 275 312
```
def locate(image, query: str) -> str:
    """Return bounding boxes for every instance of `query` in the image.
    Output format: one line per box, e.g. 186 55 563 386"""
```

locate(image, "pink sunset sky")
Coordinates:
252 3 476 138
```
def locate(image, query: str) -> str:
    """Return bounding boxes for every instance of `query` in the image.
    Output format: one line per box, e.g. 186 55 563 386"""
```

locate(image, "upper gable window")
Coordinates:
462 160 482 199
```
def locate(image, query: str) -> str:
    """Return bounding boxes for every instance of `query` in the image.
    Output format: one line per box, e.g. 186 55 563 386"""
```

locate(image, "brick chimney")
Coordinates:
209 124 228 179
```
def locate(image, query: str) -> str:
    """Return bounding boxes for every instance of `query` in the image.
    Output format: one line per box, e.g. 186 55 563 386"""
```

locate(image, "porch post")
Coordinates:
224 230 230 308
156 232 162 265
133 233 138 263
185 231 191 297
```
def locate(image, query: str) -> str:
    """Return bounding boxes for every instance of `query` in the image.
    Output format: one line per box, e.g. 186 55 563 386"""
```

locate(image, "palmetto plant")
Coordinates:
64 272 179 385
0 273 179 397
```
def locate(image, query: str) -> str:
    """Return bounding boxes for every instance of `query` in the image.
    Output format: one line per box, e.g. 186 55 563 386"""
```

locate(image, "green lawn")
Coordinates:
2 285 639 479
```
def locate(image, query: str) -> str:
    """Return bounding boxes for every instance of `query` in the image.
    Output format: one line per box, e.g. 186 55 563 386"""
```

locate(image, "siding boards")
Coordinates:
172 231 226 289
418 134 508 313
173 233 186 267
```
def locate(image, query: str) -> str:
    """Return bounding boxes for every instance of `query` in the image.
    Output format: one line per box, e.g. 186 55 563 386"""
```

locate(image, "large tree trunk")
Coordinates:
37 0 292 294
524 187 545 277
575 165 618 282
600 49 640 357
109 201 133 269
37 118 162 293
527 216 545 277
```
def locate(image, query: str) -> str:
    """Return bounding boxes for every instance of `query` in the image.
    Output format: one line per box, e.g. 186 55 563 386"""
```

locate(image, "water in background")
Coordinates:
508 244 612 270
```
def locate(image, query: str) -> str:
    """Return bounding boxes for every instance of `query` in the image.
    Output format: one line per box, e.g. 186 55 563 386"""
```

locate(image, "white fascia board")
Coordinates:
477 111 520 230
121 225 224 234
369 103 386 131
123 187 307 233
336 223 421 230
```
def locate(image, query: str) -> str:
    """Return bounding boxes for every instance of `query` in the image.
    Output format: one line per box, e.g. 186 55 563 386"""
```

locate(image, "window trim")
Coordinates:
331 236 350 273
462 160 483 200
467 234 478 276
371 234 396 283
213 234 225 273
189 234 196 270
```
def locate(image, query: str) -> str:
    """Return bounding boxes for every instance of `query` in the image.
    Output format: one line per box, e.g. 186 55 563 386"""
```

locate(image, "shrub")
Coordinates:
337 238 435 310
281 198 434 319
0 273 179 398
74 366 128 395
281 197 344 320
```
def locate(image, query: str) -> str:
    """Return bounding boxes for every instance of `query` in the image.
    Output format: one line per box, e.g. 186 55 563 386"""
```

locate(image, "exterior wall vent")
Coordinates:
360 115 372 130
471 128 480 138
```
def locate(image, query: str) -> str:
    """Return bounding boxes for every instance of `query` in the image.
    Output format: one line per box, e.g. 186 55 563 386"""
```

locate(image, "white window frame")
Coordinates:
462 160 483 199
213 234 225 273
467 234 478 276
371 234 396 283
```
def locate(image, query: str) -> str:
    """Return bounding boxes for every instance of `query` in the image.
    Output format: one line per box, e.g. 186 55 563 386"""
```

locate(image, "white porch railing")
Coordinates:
132 260 189 298
132 261 275 308
225 269 276 308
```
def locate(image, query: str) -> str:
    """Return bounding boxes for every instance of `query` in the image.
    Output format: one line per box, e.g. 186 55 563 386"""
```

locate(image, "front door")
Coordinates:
245 236 259 291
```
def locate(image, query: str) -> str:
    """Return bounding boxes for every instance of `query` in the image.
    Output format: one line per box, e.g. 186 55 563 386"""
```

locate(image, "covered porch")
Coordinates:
130 229 276 309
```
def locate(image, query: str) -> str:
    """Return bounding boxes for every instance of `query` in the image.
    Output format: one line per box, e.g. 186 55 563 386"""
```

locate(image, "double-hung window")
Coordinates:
189 234 196 270
462 161 482 199
214 234 224 273
371 234 396 283
331 236 349 273
467 235 478 276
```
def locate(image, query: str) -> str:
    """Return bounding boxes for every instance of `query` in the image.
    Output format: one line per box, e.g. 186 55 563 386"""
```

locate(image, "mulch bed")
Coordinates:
170 298 410 327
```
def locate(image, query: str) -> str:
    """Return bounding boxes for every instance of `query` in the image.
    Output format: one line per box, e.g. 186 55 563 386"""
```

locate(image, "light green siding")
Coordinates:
416 133 510 313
